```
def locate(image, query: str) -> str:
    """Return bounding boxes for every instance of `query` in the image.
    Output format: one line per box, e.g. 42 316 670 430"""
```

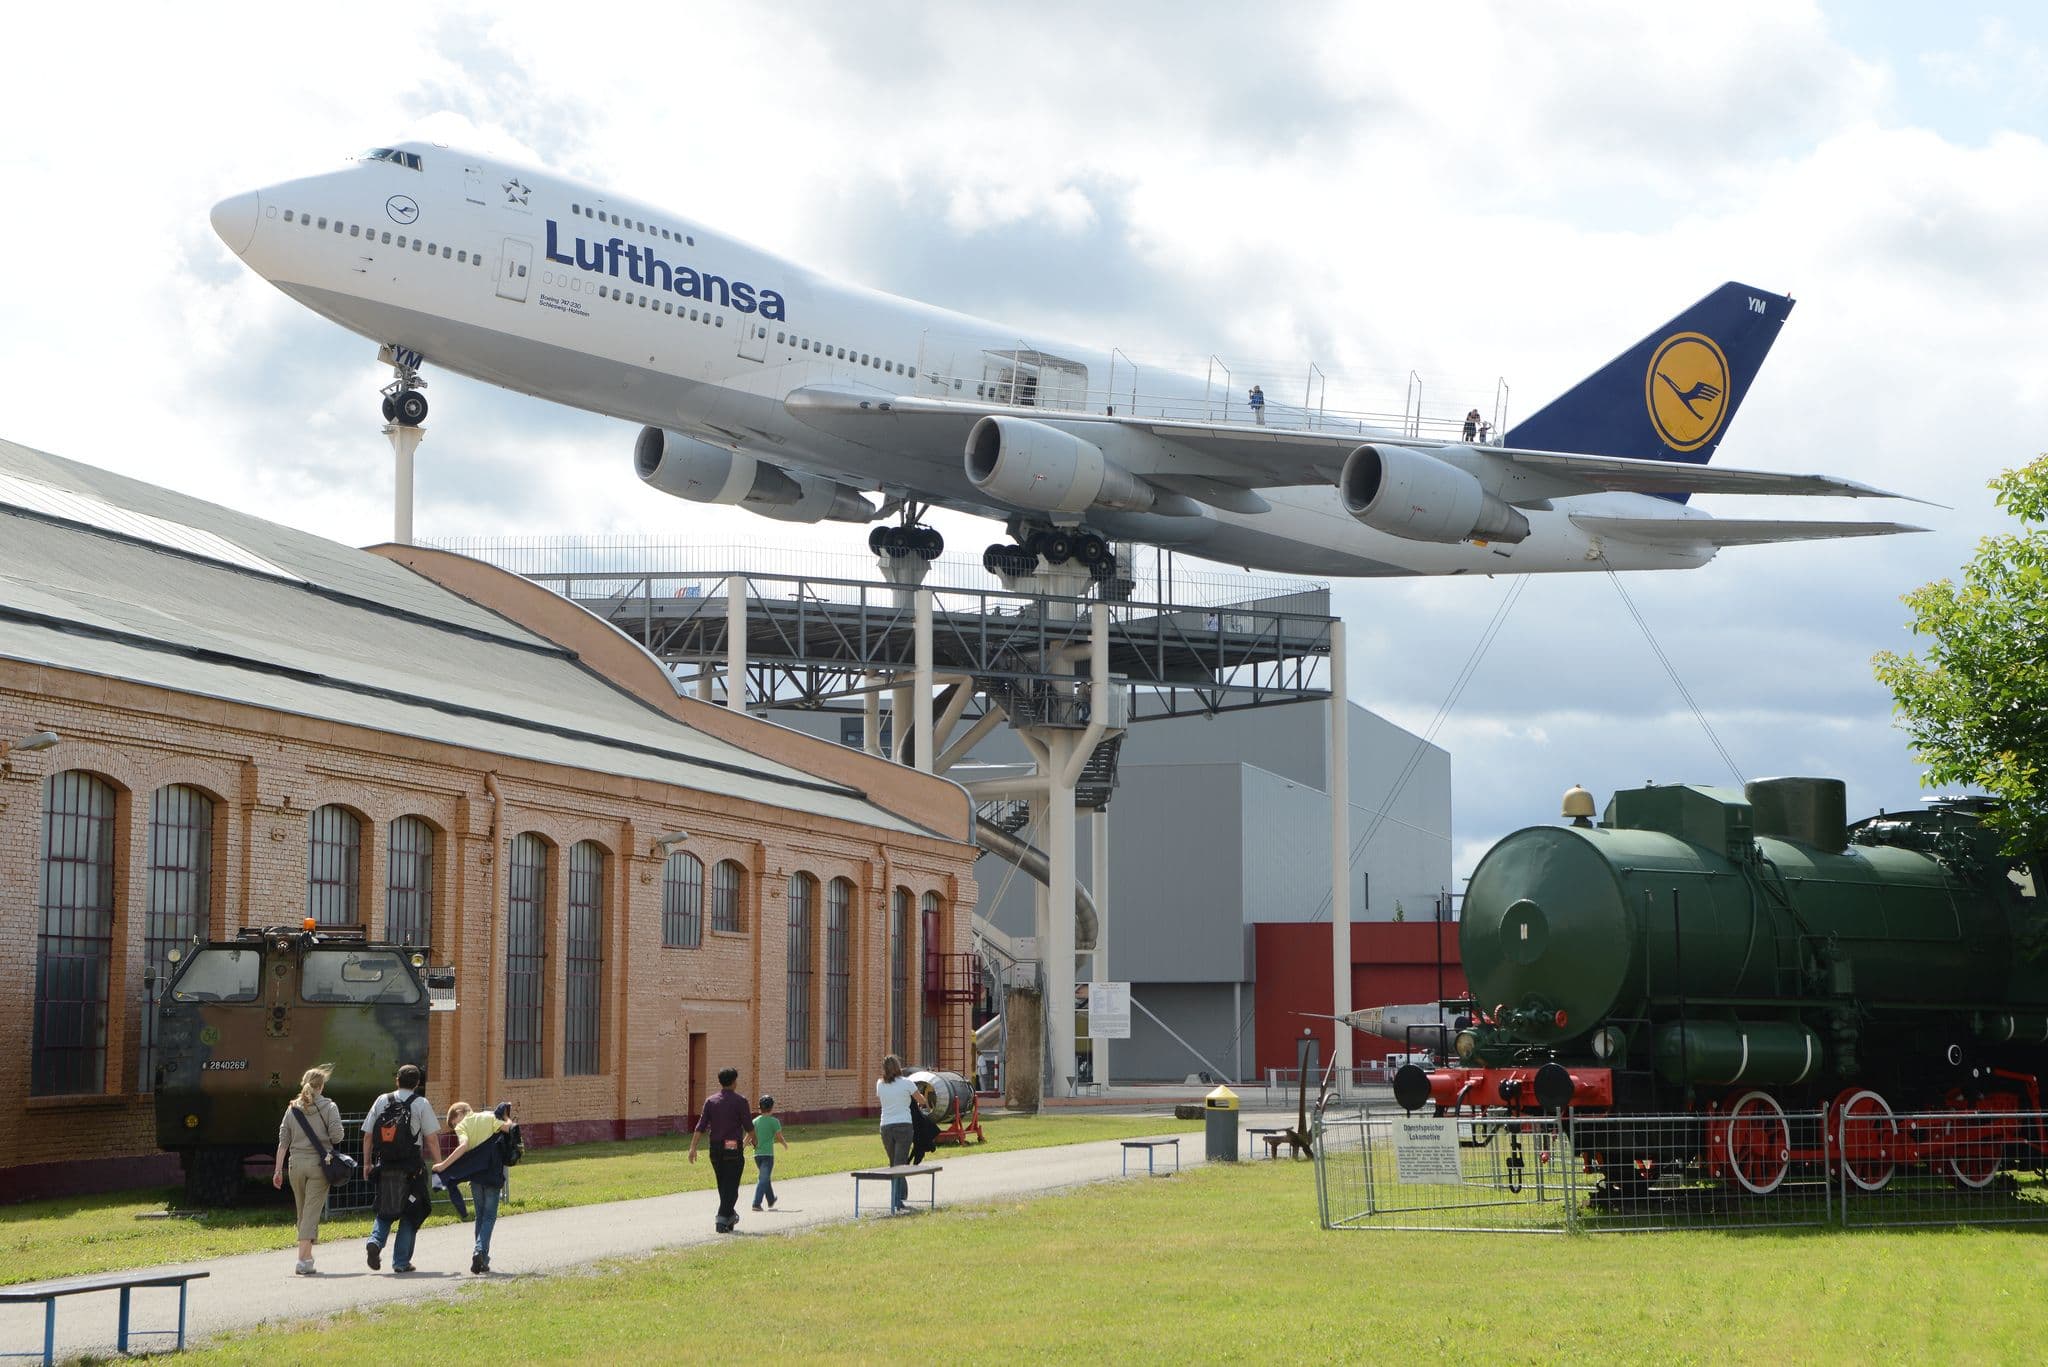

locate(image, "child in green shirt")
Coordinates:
750 1095 788 1211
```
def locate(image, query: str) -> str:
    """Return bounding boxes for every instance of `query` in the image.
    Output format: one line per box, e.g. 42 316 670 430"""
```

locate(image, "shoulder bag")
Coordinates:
291 1103 360 1185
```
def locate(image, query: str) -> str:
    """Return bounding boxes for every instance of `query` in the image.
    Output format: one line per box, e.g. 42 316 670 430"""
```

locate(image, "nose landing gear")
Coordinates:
377 344 429 427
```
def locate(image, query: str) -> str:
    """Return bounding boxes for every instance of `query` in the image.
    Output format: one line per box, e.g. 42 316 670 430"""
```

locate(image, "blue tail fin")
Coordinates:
1503 283 1794 482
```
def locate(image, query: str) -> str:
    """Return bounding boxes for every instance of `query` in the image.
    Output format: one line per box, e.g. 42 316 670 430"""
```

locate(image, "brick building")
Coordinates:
0 439 977 1200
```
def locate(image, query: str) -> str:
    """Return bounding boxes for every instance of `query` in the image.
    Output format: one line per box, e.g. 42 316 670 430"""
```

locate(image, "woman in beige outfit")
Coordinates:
272 1065 345 1275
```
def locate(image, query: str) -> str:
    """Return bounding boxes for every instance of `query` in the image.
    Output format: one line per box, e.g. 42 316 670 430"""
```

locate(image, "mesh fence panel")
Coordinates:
1316 1112 1574 1233
1570 1109 1831 1232
1316 1106 2048 1233
1837 1109 2048 1228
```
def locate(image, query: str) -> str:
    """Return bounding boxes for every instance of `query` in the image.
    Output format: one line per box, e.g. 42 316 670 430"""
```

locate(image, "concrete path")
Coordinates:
2 1123 1277 1362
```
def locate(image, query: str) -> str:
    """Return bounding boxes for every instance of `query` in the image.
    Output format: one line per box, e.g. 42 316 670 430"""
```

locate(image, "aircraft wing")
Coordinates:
1571 514 1929 547
782 387 1919 506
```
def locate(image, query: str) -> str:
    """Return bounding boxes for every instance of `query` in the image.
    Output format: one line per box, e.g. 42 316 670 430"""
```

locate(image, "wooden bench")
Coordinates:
1245 1126 1286 1159
850 1164 942 1217
0 1269 209 1364
1120 1138 1180 1177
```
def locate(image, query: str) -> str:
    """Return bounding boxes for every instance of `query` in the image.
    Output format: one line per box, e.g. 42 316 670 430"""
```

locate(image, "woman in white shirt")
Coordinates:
271 1065 345 1275
875 1054 924 1213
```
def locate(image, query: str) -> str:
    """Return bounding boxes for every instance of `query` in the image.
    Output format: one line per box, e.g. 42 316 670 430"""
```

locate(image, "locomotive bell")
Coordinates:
1562 785 1596 828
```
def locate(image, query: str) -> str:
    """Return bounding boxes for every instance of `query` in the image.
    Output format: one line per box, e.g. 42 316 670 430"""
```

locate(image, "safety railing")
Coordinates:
1315 1106 2048 1234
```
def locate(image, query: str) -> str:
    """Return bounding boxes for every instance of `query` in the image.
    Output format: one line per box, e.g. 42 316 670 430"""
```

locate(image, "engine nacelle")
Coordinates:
964 415 1155 516
1339 443 1531 544
635 427 872 524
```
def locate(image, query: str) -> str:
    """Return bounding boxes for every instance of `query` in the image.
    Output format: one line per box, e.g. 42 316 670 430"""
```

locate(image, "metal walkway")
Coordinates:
532 568 1335 720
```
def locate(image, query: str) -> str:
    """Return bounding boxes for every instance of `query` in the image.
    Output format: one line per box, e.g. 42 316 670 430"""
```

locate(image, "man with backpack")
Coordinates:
360 1063 443 1273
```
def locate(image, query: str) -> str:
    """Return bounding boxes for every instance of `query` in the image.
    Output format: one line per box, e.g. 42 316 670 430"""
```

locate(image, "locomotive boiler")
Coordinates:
1395 778 2048 1192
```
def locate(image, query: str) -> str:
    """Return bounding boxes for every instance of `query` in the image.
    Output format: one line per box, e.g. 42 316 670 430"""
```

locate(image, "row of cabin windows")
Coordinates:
774 328 916 378
593 279 725 327
280 208 483 267
785 875 948 1073
28 775 438 1097
569 201 695 247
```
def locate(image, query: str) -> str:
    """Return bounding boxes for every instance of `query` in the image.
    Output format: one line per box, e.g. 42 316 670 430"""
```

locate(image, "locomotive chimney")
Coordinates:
1745 777 1848 852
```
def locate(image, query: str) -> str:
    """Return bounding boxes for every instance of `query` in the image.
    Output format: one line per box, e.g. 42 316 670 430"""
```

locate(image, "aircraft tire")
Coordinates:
915 527 943 561
1041 531 1073 565
870 526 892 555
380 395 397 422
394 390 429 426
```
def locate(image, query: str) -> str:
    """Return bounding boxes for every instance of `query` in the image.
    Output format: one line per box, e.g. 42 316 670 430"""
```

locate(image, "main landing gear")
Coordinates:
870 523 944 561
378 346 429 427
981 525 1118 581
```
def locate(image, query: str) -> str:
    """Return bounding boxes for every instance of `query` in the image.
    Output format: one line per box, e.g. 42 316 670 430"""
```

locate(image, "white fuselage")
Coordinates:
212 144 1711 577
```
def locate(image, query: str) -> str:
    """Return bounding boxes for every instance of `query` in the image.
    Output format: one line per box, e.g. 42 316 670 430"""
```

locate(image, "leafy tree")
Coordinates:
1874 455 2048 851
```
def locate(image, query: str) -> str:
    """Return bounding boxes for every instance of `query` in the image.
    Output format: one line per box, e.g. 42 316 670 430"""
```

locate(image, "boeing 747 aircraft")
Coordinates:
211 143 1923 579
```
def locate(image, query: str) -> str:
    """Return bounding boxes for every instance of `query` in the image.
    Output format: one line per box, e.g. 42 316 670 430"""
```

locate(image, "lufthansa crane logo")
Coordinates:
386 195 420 225
1644 331 1731 453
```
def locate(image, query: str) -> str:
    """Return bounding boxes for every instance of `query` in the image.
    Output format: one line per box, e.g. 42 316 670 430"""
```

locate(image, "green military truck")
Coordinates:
153 922 437 1205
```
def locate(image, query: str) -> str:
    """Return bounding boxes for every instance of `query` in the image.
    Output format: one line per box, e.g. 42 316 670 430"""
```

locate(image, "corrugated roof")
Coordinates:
0 439 923 836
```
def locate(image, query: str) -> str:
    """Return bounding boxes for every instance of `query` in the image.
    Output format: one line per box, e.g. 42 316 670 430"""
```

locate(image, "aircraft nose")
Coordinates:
210 191 260 254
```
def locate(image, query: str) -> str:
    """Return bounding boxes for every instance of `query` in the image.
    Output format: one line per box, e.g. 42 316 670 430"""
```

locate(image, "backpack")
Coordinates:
372 1093 425 1171
500 1122 525 1168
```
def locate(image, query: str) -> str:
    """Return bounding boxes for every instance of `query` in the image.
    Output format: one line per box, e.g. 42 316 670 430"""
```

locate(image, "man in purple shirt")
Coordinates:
688 1066 754 1232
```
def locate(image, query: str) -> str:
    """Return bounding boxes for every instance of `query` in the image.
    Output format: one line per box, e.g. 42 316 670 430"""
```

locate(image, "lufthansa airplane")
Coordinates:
210 142 1923 579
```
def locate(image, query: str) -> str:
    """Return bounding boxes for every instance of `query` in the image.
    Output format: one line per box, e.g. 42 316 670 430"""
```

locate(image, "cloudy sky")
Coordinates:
3 2 2043 880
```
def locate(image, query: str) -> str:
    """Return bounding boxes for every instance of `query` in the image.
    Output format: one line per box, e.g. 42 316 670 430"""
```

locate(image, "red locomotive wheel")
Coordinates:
1725 1090 1793 1195
1833 1088 1897 1193
1947 1116 2002 1189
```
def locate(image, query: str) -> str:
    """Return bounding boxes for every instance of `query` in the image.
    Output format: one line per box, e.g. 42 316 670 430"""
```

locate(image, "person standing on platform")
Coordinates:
1463 408 1481 441
1249 385 1266 425
688 1066 753 1232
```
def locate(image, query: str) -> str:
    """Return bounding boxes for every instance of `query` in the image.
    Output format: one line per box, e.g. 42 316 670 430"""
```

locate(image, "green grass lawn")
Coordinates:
0 1114 1198 1285
168 1156 2048 1365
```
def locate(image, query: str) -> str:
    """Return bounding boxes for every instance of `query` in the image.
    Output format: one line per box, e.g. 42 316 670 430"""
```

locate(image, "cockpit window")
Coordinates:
170 948 262 1003
301 949 422 1004
361 147 424 172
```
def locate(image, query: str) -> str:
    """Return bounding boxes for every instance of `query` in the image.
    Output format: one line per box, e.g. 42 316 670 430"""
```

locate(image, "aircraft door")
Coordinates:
737 319 768 363
497 238 533 302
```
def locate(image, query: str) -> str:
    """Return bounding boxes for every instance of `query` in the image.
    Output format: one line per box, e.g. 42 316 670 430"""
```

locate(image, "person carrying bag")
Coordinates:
272 1065 347 1275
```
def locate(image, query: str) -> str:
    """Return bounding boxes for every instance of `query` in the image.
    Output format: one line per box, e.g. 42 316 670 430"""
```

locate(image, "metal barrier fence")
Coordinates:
1316 1107 2048 1233
1836 1109 2048 1228
1316 1113 1574 1233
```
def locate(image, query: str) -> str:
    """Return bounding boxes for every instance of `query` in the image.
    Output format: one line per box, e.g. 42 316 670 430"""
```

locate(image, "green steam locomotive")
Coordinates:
1395 778 2048 1193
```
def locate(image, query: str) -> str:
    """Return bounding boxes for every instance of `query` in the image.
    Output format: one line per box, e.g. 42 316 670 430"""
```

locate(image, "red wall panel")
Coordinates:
1253 922 1465 1075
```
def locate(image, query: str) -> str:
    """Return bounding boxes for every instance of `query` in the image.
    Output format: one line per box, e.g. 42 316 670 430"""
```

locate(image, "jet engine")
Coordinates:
1339 443 1531 544
964 415 1156 516
635 427 872 524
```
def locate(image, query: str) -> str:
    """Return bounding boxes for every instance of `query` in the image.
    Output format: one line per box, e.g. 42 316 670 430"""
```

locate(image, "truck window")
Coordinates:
301 949 422 1005
170 948 262 1002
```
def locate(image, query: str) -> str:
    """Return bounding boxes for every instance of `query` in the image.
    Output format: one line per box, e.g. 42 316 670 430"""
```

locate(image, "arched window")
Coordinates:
386 816 435 949
711 859 745 933
565 841 606 1076
143 785 212 1092
785 873 816 1070
34 771 118 1096
920 891 944 1067
504 834 548 1080
307 805 362 926
662 851 703 948
825 877 854 1070
890 888 912 1059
